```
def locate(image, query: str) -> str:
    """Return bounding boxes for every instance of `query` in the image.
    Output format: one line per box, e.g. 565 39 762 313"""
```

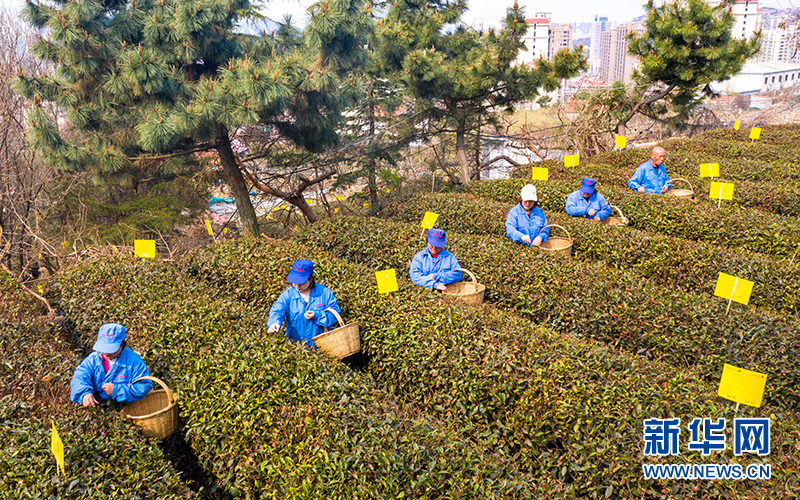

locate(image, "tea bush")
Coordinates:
380 192 800 314
295 217 800 412
0 275 194 499
58 257 540 499
469 179 800 257
182 238 800 499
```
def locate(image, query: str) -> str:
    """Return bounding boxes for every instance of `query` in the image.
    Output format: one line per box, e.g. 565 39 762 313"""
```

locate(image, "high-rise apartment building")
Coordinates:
598 21 647 84
515 13 551 67
549 24 573 60
590 15 610 64
706 0 762 41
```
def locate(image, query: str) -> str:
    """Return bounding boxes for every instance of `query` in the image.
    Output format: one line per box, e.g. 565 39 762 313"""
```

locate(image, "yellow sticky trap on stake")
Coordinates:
273 206 280 211
563 155 575 168
134 240 156 259
204 219 213 236
615 135 627 149
384 188 390 193
112 245 118 254
718 363 767 408
37 285 44 294
714 272 754 314
699 163 720 178
734 120 741 131
223 227 228 234
38 252 42 259
51 421 65 476
61 241 68 250
375 269 398 294
282 204 288 209
749 127 761 140
335 195 341 201
363 203 370 208
710 181 734 202
334 208 339 213
531 166 549 181
420 211 439 229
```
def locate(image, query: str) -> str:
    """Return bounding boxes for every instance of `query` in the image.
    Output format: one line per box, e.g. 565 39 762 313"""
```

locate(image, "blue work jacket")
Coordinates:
505 204 550 246
565 190 612 221
628 160 672 194
409 248 462 289
268 284 341 348
70 348 151 404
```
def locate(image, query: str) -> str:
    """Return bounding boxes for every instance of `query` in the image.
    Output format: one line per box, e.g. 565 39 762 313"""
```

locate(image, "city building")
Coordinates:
590 15 611 68
707 0 762 41
713 61 800 93
599 21 646 84
515 13 551 67
549 23 573 60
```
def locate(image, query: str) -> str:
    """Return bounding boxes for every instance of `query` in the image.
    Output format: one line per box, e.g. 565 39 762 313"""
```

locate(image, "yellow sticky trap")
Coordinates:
531 166 549 181
699 163 720 178
38 252 42 259
61 241 68 249
273 206 280 211
37 285 44 294
363 203 369 208
714 272 754 305
564 154 580 168
734 120 740 131
375 269 398 294
718 363 767 408
709 181 734 200
334 208 339 213
749 127 761 140
134 240 156 259
112 245 118 254
261 233 266 238
615 135 627 149
282 204 288 209
223 227 228 234
420 211 439 229
51 421 65 476
384 188 390 193
335 195 341 201
204 219 213 236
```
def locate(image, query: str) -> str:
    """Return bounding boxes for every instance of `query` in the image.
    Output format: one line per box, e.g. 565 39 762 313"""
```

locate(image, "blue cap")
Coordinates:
287 259 314 284
93 323 126 353
580 177 597 194
427 228 446 247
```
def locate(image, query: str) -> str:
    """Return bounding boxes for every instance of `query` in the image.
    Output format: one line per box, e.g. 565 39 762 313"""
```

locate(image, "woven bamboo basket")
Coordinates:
312 308 360 360
667 178 694 199
602 205 629 226
443 268 486 305
538 224 573 257
123 376 179 440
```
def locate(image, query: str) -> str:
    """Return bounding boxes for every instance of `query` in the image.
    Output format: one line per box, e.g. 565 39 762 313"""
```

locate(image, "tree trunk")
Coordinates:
456 119 470 186
288 195 317 223
367 99 378 211
215 125 260 238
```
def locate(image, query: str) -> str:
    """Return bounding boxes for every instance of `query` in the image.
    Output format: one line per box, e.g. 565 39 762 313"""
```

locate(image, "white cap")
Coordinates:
520 184 538 202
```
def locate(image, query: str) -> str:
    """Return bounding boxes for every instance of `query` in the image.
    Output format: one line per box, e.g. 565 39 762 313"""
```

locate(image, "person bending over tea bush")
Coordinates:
505 184 550 247
70 323 151 407
410 228 462 292
565 177 611 222
628 146 672 194
267 259 342 348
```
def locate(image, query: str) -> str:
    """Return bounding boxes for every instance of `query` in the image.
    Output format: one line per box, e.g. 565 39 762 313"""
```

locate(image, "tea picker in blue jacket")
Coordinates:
506 184 550 247
267 259 342 348
628 146 671 194
409 228 462 291
70 323 151 407
565 177 612 222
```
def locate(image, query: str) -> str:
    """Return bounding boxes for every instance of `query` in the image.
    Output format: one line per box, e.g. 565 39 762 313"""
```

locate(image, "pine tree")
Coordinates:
617 0 761 133
15 0 369 237
374 0 586 185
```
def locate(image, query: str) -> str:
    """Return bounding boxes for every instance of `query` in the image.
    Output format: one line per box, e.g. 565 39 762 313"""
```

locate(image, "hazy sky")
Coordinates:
0 0 791 27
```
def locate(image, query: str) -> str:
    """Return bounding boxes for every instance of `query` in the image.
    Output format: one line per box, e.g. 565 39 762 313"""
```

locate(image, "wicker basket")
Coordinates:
312 308 360 360
667 178 694 199
443 268 486 305
538 224 573 257
602 205 629 226
123 376 179 440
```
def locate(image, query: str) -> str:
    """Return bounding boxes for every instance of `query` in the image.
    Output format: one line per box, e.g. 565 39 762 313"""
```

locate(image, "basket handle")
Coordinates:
539 224 572 241
454 268 477 284
133 376 173 402
670 178 693 191
608 204 628 223
323 307 346 332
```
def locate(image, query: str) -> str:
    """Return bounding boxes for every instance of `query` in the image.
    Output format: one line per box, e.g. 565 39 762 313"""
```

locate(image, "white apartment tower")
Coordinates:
515 13 551 67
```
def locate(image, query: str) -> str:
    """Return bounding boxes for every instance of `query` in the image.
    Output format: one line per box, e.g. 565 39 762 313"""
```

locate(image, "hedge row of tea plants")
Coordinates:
57 258 540 498
0 274 194 499
468 178 800 257
380 193 800 314
183 238 800 499
295 217 800 411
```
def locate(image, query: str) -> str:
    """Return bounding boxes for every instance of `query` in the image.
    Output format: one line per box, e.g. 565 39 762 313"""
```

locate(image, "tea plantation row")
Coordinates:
295 217 800 412
380 192 800 315
0 274 195 499
181 239 799 499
